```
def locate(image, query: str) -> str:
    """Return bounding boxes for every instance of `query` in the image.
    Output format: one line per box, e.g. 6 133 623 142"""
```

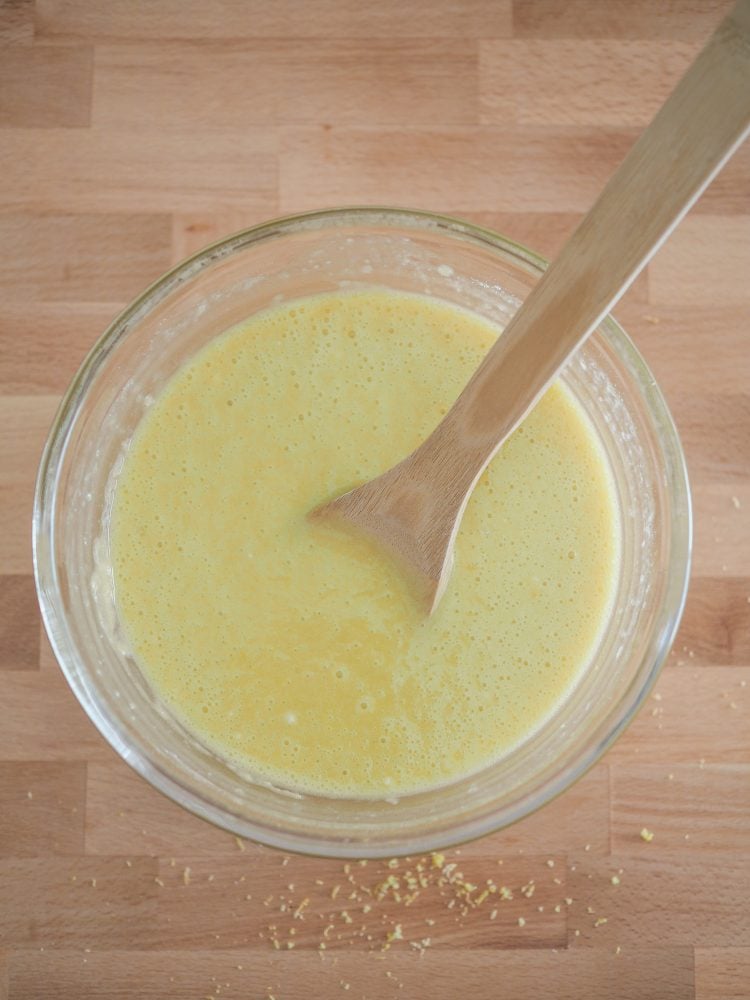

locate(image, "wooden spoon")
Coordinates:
313 0 750 613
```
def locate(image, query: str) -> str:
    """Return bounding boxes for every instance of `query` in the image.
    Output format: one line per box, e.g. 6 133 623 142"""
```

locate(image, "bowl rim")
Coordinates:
33 205 692 858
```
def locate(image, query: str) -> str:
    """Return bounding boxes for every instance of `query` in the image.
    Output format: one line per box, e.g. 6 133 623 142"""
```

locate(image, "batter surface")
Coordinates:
111 290 620 797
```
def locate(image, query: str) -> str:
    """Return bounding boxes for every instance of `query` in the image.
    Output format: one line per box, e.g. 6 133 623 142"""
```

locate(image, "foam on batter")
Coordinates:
111 289 620 797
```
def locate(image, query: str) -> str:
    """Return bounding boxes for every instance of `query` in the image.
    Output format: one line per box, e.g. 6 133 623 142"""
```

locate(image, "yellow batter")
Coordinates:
111 290 620 798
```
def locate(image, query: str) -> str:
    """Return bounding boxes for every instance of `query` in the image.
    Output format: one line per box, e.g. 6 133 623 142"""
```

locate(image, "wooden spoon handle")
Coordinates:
423 0 750 496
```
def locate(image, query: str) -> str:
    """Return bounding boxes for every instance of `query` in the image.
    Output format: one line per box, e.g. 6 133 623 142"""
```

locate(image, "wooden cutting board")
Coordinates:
0 2 748 998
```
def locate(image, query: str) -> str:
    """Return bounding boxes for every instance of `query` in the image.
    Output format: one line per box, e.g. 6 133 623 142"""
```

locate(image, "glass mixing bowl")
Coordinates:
33 208 691 858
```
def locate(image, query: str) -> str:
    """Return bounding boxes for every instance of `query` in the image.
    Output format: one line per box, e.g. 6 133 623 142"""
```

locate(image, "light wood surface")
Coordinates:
316 0 750 611
1 2 748 999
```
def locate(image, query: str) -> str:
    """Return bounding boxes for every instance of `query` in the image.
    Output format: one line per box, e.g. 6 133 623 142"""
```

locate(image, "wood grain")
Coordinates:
0 576 39 671
0 45 92 127
0 671 116 761
566 854 750 947
0 396 60 488
0 857 159 949
6 949 696 1000
35 0 513 41
649 216 750 306
0 130 278 213
480 41 697 126
0 214 171 302
608 666 750 764
0 303 122 394
512 0 734 40
1 2 748 998
93 41 479 128
695 948 750 1000
1 483 38 574
85 760 256 857
149 853 568 951
456 765 611 857
669 394 750 483
611 765 750 854
612 303 750 395
675 577 750 665
0 0 33 46
0 761 86 855
281 125 749 216
170 211 274 264
280 126 637 214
